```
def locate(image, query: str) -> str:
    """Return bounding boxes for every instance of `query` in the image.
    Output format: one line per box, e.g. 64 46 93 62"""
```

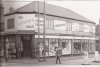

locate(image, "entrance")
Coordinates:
21 36 32 57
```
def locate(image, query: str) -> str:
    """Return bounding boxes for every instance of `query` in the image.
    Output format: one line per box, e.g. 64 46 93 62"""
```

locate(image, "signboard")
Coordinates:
54 20 66 30
16 14 35 30
34 17 44 28
16 14 46 30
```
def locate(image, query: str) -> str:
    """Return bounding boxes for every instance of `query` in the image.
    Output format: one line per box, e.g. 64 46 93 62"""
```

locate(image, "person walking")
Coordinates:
37 47 42 62
55 46 63 64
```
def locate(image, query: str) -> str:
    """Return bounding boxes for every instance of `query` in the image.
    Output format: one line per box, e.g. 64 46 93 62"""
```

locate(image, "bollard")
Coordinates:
93 51 100 62
95 51 99 61
82 51 90 65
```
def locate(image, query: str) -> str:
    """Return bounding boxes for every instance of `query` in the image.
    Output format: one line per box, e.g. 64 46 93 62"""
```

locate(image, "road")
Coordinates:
1 54 100 67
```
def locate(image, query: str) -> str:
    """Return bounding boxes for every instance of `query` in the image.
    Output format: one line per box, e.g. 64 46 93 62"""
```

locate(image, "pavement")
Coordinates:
1 54 100 67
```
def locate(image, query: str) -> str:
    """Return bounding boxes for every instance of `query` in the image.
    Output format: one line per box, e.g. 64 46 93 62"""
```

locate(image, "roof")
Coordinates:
5 1 95 23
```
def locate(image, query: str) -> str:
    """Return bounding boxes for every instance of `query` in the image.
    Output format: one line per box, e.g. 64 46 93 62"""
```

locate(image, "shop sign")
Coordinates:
34 17 44 28
54 20 66 30
16 14 35 30
16 14 46 30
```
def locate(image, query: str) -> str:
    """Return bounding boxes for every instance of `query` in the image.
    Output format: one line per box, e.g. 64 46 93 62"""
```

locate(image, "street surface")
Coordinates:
1 54 100 67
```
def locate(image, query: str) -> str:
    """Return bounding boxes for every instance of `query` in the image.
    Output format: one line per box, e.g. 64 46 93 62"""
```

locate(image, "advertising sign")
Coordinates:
16 14 35 30
54 20 66 30
16 14 46 30
34 17 44 28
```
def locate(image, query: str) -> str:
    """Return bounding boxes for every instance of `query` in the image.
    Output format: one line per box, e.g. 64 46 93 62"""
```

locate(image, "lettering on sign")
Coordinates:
18 16 23 19
54 20 66 30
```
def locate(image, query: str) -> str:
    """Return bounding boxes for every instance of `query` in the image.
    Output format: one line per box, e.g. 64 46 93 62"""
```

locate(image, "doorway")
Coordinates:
21 36 32 57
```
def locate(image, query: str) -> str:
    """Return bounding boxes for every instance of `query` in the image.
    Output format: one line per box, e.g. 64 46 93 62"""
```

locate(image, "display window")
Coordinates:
73 40 81 54
49 39 58 56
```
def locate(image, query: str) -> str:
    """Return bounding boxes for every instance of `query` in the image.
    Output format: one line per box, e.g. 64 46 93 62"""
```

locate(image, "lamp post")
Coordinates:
43 1 46 61
37 1 40 62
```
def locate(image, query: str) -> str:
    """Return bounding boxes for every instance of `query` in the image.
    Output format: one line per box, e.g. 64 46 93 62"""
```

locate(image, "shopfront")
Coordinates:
4 33 36 59
4 1 96 59
34 38 72 57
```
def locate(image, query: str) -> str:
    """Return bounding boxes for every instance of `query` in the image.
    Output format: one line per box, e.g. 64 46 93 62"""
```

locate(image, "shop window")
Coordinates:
79 23 84 32
90 42 95 51
96 40 99 43
48 39 58 56
62 42 66 48
66 23 72 31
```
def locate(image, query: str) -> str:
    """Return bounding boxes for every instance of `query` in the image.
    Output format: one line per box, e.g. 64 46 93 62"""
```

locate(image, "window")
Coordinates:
66 22 72 31
7 18 15 29
48 20 54 29
84 24 89 32
0 23 4 31
72 23 79 31
96 40 99 43
79 23 84 32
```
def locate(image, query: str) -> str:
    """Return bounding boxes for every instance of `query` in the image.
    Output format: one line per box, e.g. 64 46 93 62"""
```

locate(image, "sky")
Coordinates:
2 0 100 24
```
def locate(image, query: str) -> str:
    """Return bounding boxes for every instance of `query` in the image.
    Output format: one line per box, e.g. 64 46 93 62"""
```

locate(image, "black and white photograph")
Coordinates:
0 0 100 67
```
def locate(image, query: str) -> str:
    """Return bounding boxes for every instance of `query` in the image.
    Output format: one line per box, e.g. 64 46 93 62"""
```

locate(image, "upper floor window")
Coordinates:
7 18 15 29
79 23 84 32
72 23 79 32
66 22 72 31
83 24 89 32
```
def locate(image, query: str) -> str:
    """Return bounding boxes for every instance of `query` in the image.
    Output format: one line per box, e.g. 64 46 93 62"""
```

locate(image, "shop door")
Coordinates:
21 36 31 57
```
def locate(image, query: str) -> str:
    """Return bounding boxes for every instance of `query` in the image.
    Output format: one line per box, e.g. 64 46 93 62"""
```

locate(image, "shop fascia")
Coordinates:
17 14 67 29
17 17 44 27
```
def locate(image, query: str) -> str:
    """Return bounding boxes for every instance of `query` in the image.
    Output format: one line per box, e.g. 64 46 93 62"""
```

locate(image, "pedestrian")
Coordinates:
12 47 16 59
8 47 12 59
42 50 45 57
6 48 9 61
42 49 46 61
37 47 41 62
34 48 37 59
55 46 63 64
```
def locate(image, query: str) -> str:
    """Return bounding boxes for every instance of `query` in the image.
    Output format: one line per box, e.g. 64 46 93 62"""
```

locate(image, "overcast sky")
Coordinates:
2 0 100 24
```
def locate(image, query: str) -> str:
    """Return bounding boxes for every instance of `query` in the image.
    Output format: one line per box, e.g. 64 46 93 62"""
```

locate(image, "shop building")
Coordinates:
4 1 96 58
95 21 100 53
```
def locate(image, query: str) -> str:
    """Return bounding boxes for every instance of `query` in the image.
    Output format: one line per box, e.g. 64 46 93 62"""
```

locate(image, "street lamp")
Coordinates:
37 1 46 62
43 1 46 61
37 1 40 62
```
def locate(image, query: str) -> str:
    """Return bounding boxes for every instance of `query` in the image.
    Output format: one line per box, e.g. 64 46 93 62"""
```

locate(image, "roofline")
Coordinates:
4 12 96 24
